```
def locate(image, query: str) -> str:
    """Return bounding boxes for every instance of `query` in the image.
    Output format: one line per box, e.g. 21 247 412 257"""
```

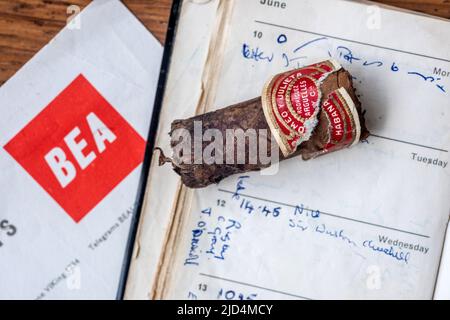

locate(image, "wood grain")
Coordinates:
376 0 450 18
0 0 449 86
0 0 171 85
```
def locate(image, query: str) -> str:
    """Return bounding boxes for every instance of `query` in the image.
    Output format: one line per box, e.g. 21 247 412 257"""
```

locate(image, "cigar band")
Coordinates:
261 59 343 157
321 87 361 154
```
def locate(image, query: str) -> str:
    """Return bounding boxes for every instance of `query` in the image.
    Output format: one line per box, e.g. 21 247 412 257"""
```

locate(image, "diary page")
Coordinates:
434 223 450 299
160 0 450 299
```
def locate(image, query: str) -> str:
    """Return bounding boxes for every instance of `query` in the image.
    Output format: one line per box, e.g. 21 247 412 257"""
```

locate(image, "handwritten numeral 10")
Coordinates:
253 31 263 39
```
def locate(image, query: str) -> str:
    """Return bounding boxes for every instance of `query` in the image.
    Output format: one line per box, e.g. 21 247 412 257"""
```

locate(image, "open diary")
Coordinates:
124 0 450 300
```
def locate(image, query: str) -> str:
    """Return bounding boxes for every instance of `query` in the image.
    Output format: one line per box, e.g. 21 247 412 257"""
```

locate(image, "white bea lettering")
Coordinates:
44 112 116 188
86 112 117 153
44 148 76 188
64 127 96 170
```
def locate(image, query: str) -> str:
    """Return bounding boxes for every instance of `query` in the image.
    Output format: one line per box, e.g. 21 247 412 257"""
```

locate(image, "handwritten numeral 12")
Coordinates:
217 199 226 207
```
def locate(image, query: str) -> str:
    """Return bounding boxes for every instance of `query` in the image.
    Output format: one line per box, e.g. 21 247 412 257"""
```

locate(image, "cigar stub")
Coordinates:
161 59 369 188
261 59 361 157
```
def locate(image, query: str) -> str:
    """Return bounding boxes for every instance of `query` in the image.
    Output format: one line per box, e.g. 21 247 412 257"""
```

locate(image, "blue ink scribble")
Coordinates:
408 71 437 82
293 37 327 53
232 176 250 200
282 53 289 67
436 84 446 92
391 62 399 72
225 219 242 230
282 52 306 67
184 220 207 266
288 219 308 231
201 207 212 216
242 43 273 62
363 240 410 264
294 204 320 218
407 71 446 92
363 60 383 67
336 46 361 64
315 223 357 247
277 34 287 44
240 36 446 94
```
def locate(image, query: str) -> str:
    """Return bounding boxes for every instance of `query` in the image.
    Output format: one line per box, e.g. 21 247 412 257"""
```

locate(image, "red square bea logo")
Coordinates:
4 74 146 223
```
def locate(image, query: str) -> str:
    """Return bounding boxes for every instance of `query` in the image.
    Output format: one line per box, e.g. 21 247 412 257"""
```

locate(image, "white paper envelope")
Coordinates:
0 0 162 299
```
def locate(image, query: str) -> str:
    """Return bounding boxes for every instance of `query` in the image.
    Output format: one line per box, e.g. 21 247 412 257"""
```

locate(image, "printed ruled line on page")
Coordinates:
218 189 430 239
199 273 313 300
370 134 448 153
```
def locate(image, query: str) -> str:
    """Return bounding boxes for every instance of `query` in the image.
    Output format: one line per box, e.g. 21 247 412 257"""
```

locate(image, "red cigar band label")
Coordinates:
321 88 361 154
262 60 361 157
262 59 345 157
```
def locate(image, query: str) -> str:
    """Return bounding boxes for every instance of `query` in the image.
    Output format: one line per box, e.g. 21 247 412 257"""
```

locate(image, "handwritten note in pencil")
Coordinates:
161 0 450 299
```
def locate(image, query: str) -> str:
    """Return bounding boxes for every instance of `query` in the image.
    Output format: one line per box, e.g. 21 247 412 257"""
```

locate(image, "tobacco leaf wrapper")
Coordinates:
160 60 369 188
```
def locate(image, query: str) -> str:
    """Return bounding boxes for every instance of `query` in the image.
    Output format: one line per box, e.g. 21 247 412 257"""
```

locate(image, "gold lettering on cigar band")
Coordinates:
271 78 303 149
262 77 295 155
324 96 348 146
272 61 334 132
324 92 357 148
285 76 318 122
262 61 339 155
336 89 358 146
270 70 322 134
265 70 323 153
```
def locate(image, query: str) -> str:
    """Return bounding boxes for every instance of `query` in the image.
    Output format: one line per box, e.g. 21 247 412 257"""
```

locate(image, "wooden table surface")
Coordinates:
0 0 449 86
